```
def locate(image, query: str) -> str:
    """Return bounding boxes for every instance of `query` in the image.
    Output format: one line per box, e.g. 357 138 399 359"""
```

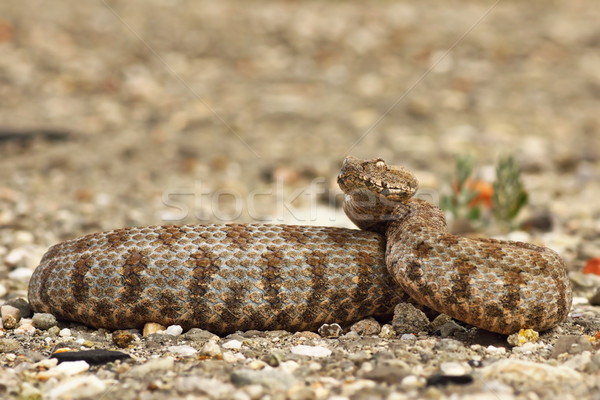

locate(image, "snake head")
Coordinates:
337 156 418 202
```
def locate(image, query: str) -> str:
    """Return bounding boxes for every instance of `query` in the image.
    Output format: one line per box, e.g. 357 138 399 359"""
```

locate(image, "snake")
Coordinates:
27 157 572 335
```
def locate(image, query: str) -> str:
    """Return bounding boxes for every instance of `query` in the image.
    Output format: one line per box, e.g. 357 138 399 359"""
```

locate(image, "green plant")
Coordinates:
440 155 528 231
492 155 528 228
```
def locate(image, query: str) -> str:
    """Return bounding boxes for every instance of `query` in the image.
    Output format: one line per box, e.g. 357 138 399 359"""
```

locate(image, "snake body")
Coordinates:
28 157 572 335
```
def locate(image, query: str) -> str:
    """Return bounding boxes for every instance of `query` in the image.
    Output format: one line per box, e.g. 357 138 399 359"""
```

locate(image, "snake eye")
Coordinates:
375 159 386 168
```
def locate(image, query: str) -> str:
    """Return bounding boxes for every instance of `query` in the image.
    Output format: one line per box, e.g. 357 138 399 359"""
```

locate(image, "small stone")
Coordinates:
3 298 32 318
32 313 57 330
569 271 600 288
223 339 243 350
2 314 17 329
165 325 183 336
112 330 137 348
439 361 471 376
184 328 220 342
400 333 417 340
168 345 198 356
0 338 20 352
507 329 540 346
426 374 473 387
175 376 235 397
588 287 600 306
47 326 60 336
0 284 7 298
199 341 222 357
46 375 106 399
126 357 175 378
231 369 297 391
143 322 166 336
430 314 453 331
1 305 21 328
7 267 33 282
51 349 131 365
361 366 409 384
13 321 35 335
290 345 332 358
379 324 396 338
551 335 593 358
350 317 381 335
392 303 430 334
318 323 343 338
59 328 72 337
223 351 245 363
40 360 90 378
294 331 320 339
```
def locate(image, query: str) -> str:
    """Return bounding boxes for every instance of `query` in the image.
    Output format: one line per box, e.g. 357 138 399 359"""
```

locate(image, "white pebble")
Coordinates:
222 339 243 349
0 283 7 298
168 345 197 356
290 345 332 358
46 375 106 399
7 267 33 282
14 323 36 335
199 341 222 357
440 361 471 376
222 351 245 363
165 325 183 336
486 345 507 355
59 328 72 337
400 333 416 340
48 361 90 377
401 375 425 389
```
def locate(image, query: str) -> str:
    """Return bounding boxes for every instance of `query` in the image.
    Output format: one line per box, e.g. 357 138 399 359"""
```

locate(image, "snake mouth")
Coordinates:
338 156 418 201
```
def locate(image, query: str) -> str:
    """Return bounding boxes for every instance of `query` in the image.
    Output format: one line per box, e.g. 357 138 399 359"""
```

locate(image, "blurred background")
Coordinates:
0 0 599 281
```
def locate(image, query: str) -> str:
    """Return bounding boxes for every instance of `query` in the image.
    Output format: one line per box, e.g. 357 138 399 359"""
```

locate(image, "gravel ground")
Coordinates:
1 1 600 399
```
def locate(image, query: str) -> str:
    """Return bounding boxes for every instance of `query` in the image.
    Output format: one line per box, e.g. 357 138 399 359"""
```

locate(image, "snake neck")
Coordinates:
386 198 448 239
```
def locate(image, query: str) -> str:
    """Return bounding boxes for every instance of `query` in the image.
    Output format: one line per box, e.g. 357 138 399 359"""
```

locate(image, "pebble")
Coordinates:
231 369 298 391
0 284 7 298
551 335 593 358
184 328 220 342
439 361 471 376
350 317 381 335
175 376 235 397
318 323 343 338
0 338 20 352
39 360 90 379
361 366 410 384
480 359 581 392
112 330 138 348
143 322 166 336
165 325 183 336
46 375 107 399
392 303 430 334
3 298 32 318
199 341 222 357
569 271 600 288
7 267 33 282
126 357 175 378
32 313 58 330
588 287 600 306
14 322 36 335
51 349 131 365
1 305 21 328
168 345 198 357
222 339 243 349
378 324 396 338
507 329 540 346
290 345 332 358
59 328 72 337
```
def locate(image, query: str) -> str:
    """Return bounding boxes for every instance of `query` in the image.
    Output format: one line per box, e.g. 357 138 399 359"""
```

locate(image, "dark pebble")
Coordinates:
51 349 131 365
426 374 474 387
3 298 32 318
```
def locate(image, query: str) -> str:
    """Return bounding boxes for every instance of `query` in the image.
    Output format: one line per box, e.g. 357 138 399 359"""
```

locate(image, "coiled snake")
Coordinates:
28 157 572 334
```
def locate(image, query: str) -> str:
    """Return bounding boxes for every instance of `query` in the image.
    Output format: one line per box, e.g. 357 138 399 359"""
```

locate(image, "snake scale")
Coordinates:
28 157 572 335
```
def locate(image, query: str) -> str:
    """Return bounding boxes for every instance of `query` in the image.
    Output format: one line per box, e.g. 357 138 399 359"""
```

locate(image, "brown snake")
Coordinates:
28 157 572 335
